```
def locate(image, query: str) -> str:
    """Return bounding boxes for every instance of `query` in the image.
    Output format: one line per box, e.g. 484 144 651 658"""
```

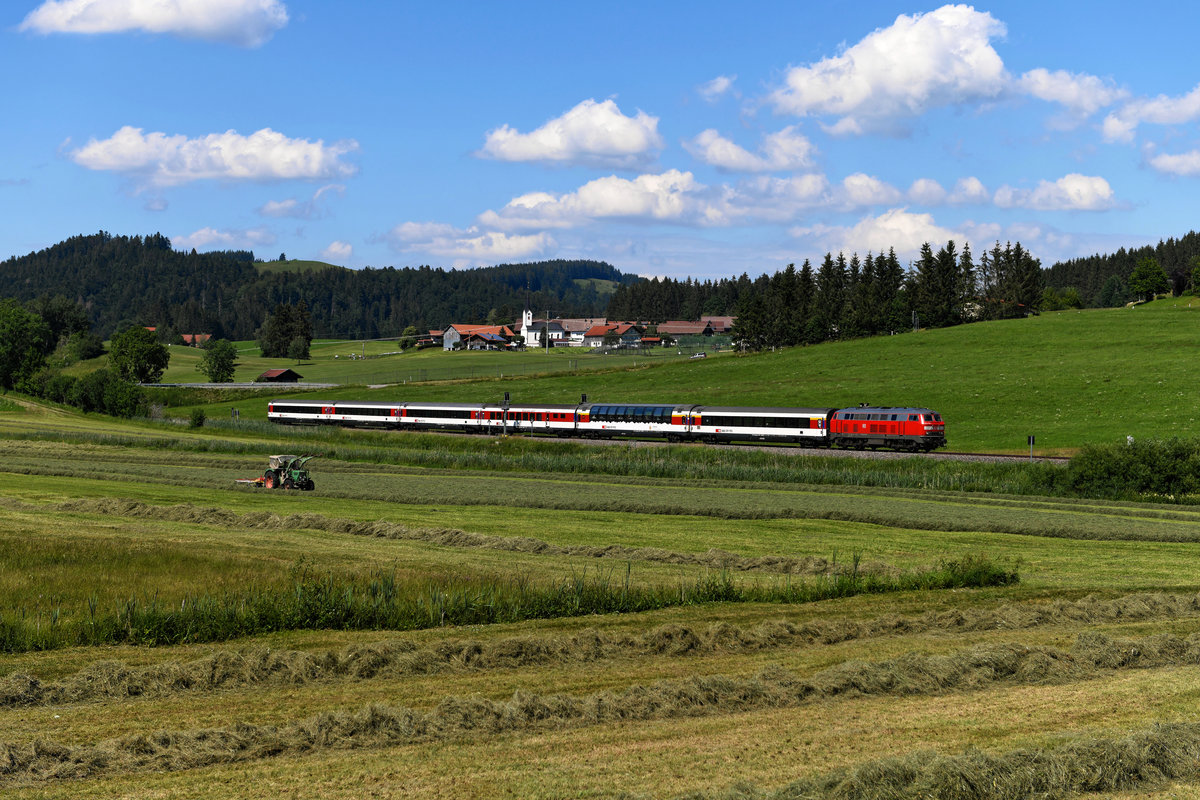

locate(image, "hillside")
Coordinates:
0 232 637 339
200 297 1200 453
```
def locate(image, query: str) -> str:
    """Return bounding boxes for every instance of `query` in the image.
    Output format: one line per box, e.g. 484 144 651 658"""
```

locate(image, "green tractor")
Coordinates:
262 454 317 491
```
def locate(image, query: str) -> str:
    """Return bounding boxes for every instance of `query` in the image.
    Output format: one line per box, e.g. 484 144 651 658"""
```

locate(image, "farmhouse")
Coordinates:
582 322 644 348
442 324 516 350
657 321 713 337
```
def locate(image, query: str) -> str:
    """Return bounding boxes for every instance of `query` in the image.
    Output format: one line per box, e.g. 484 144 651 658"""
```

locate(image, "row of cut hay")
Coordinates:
1 631 1196 784
2 591 1196 709
41 496 880 577
0 555 1015 654
687 725 1200 799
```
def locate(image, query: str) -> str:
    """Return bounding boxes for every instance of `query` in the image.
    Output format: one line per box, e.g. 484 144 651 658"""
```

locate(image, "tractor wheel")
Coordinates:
283 477 295 490
264 471 277 489
304 479 315 491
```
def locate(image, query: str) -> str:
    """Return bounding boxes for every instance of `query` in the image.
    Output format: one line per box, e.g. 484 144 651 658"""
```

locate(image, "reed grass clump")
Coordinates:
0 556 1016 654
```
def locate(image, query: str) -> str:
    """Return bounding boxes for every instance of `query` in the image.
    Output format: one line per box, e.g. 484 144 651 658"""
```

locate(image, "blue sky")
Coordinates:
4 1 1200 279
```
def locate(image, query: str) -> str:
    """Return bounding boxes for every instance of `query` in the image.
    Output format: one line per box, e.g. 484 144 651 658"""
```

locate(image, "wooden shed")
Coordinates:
257 368 303 383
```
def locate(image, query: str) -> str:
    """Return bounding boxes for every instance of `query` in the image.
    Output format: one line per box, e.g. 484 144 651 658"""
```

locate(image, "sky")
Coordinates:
4 1 1200 280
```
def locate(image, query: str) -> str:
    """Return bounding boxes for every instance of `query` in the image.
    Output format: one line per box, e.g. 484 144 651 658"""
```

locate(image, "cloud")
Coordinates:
320 240 352 262
387 222 555 262
258 183 346 219
713 174 831 223
1017 68 1126 126
1102 83 1200 143
949 176 990 204
172 226 276 252
839 173 903 207
479 170 710 229
698 75 736 102
906 178 947 205
70 126 358 188
993 174 1114 210
1147 150 1200 177
684 126 816 172
767 4 1006 134
790 208 961 260
478 99 663 168
19 0 288 47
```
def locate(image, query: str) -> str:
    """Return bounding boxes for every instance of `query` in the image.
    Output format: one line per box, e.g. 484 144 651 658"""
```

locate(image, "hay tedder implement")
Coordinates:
236 454 318 490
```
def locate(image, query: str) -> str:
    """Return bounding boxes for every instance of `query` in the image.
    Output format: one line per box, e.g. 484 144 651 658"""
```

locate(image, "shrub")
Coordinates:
189 407 206 428
1065 437 1200 500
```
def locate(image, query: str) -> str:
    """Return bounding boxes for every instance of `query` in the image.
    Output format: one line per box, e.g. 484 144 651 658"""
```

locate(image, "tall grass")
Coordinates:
0 556 1016 654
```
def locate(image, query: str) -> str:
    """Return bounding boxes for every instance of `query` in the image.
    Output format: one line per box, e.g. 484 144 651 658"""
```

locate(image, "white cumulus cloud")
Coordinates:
479 170 708 230
768 4 1007 134
790 208 962 261
1148 150 1200 177
949 176 990 204
172 226 276 252
907 178 947 205
993 174 1114 210
698 75 736 102
387 222 555 262
1102 83 1200 143
1017 68 1126 125
684 127 816 172
19 0 288 47
320 240 352 262
258 184 345 219
71 126 359 187
839 173 902 207
479 99 663 168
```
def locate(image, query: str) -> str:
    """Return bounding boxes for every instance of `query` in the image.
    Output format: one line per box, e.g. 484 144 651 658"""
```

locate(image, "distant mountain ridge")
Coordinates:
0 232 637 339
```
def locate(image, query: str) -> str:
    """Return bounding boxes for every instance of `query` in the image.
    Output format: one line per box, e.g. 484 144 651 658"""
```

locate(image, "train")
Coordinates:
267 398 947 451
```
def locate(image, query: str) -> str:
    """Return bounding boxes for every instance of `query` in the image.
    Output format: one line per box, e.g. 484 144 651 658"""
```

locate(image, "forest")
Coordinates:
0 232 635 339
609 240 1044 349
1041 230 1200 307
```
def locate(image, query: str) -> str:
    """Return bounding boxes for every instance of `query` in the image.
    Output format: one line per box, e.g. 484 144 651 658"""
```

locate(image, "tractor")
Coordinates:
261 454 317 490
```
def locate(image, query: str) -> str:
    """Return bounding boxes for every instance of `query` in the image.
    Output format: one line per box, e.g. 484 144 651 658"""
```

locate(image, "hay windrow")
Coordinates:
3 633 1200 785
686 724 1200 800
37 497 878 577
3 592 1197 709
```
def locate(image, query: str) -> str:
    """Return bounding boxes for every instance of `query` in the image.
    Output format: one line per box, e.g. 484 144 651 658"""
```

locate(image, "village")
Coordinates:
429 311 735 351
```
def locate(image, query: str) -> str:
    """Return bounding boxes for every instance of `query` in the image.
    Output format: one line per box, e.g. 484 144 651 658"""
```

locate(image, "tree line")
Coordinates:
608 240 1043 350
1042 230 1200 307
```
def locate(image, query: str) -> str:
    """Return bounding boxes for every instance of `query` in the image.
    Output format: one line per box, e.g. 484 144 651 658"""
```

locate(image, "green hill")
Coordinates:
0 233 637 339
208 298 1200 454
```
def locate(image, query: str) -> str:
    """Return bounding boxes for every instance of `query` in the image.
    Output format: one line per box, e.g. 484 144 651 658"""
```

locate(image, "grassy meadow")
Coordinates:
4 302 1200 797
133 295 1200 453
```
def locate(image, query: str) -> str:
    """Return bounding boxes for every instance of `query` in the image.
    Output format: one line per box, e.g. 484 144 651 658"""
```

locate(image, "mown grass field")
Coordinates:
2 357 1200 800
6 302 1200 798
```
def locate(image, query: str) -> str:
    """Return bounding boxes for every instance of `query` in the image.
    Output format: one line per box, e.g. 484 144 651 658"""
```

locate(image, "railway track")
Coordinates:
346 425 1069 464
